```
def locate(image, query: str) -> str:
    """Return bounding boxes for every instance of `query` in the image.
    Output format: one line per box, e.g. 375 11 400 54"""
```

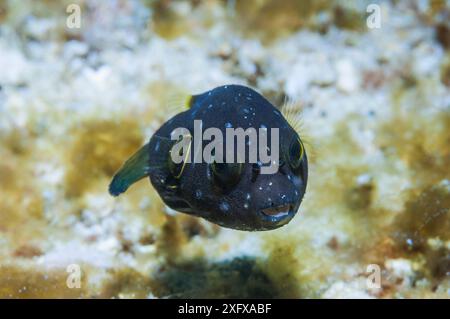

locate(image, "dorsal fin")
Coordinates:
166 91 196 114
187 94 200 108
165 86 210 115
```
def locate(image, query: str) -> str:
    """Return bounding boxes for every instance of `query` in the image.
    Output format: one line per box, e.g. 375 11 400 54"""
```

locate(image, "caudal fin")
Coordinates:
109 143 151 196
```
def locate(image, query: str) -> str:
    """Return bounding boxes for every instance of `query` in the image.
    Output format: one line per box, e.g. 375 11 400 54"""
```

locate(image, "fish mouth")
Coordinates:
260 204 295 224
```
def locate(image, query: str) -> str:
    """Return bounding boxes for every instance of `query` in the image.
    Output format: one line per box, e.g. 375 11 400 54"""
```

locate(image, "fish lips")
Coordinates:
259 203 296 226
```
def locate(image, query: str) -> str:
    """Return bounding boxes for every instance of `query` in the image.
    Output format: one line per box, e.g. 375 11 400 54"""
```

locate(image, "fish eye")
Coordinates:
168 135 191 179
287 136 304 171
211 161 243 189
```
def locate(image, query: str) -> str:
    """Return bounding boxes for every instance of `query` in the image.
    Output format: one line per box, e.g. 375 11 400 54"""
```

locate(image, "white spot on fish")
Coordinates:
219 201 230 212
269 182 273 186
246 193 251 200
244 203 249 209
155 141 160 151
208 104 213 109
195 189 202 199
259 186 263 190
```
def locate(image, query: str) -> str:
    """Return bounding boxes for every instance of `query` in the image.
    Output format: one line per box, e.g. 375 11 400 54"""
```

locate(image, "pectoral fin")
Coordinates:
281 98 303 135
109 143 151 196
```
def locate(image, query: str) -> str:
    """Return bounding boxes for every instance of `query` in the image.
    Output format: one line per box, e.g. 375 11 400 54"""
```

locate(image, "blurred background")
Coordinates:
0 0 449 298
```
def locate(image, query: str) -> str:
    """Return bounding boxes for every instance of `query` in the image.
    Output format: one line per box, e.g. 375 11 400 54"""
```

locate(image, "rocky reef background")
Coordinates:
0 0 449 298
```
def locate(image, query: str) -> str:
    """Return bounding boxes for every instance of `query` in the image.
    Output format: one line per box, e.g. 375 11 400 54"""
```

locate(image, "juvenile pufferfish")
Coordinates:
109 85 308 231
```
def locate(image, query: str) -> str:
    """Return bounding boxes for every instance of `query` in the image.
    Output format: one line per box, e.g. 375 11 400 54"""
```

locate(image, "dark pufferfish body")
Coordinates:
109 85 308 231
